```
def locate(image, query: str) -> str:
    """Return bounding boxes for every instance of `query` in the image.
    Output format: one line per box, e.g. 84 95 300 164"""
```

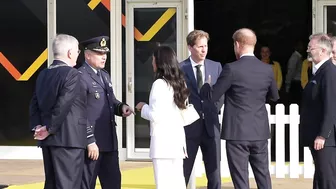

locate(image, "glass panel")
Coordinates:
56 0 110 72
133 7 177 148
0 0 47 145
327 6 336 36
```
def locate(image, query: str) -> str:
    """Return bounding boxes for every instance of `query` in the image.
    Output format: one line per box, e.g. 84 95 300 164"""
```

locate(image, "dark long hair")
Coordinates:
153 46 189 109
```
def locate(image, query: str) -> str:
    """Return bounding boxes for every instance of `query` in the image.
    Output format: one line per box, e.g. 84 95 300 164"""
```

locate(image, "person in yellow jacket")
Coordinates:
301 57 312 89
260 46 282 90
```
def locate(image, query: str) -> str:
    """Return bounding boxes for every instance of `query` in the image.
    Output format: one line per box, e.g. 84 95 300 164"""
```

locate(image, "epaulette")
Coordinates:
78 70 83 74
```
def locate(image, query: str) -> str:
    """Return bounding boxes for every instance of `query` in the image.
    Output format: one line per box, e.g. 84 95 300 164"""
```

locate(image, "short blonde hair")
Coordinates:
232 28 257 47
186 30 210 47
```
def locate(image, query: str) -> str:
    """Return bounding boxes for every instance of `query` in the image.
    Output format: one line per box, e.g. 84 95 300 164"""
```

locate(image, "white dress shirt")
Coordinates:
190 57 205 82
240 53 255 58
312 58 329 75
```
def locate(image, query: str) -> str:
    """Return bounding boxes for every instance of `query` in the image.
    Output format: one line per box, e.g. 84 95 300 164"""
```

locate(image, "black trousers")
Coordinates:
81 151 121 189
226 140 272 189
183 127 221 189
42 146 85 189
310 146 336 189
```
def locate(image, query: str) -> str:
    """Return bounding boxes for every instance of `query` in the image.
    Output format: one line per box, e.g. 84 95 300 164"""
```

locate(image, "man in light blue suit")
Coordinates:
180 30 224 189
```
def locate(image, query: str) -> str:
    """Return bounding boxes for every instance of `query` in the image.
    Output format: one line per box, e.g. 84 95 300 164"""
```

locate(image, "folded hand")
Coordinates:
34 126 50 140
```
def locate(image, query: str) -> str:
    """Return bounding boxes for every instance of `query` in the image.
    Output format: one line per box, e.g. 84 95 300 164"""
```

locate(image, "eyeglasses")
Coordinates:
309 48 321 51
307 46 322 51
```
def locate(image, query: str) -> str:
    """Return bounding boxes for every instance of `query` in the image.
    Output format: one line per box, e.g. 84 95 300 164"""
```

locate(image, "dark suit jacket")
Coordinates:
29 60 90 148
78 63 124 151
201 55 279 140
301 59 336 147
180 58 224 138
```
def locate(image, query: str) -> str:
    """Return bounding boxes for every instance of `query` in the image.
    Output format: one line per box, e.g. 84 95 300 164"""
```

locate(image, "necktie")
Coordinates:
195 65 203 91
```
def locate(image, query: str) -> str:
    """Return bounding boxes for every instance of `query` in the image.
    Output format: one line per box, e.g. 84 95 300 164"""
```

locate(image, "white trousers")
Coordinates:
152 158 186 189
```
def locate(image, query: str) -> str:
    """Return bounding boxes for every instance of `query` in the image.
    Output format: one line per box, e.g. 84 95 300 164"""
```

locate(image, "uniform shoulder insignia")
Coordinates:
78 71 83 74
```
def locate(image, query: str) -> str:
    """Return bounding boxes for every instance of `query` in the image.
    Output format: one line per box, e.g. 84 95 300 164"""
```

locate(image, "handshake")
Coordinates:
32 125 50 140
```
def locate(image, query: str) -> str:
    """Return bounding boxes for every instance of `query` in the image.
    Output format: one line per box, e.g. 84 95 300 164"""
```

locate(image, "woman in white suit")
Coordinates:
135 46 189 189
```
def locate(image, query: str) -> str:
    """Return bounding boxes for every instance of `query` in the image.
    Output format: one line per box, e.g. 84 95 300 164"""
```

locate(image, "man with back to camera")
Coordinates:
30 34 96 189
200 28 279 189
180 30 224 189
79 36 134 189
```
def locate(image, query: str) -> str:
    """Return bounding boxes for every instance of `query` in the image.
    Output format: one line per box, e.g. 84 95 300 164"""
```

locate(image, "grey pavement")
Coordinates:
0 160 312 189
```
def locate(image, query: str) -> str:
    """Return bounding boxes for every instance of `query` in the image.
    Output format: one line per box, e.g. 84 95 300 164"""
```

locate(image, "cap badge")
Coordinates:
100 38 106 47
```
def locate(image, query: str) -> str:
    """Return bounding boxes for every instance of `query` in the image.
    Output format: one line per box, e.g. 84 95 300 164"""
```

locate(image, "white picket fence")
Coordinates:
188 104 314 189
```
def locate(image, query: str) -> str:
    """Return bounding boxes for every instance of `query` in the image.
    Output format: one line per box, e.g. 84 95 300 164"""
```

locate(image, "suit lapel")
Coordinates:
184 59 198 92
101 71 111 89
204 59 211 85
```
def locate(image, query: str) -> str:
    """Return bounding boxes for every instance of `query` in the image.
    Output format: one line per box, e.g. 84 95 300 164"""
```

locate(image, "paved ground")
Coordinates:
0 160 313 189
219 177 312 189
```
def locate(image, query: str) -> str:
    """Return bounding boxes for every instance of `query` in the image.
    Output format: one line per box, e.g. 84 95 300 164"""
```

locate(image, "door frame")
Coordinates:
125 0 188 160
313 0 336 33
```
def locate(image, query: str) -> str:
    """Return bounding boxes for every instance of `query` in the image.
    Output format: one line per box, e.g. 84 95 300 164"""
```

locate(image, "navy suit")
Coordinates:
79 63 124 189
29 60 90 189
201 55 279 189
301 59 336 189
180 58 223 189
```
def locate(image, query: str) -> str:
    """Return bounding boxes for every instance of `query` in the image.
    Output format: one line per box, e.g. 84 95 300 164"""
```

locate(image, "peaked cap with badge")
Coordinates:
80 36 110 53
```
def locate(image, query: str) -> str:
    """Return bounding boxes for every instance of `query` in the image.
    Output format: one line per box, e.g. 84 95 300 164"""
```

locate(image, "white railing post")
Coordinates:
275 104 286 178
221 140 230 177
289 104 300 178
192 103 315 182
266 104 274 174
303 147 314 178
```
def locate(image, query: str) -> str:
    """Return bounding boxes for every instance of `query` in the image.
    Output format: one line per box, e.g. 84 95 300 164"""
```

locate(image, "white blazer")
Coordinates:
141 79 187 159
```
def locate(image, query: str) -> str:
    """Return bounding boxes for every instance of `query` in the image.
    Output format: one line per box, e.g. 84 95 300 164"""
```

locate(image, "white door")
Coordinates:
125 0 190 160
313 0 336 34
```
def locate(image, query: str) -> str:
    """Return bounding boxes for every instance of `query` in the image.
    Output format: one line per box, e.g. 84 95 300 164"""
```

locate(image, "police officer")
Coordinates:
79 36 134 189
